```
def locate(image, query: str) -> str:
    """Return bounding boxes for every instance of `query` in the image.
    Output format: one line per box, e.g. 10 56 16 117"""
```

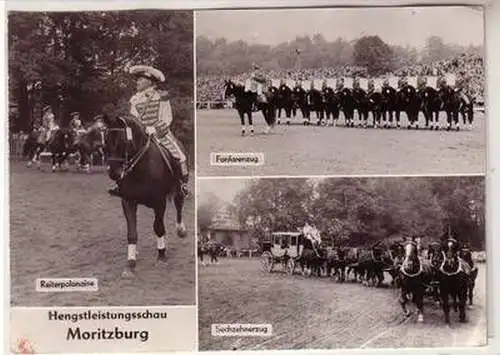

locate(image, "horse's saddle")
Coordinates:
152 137 175 177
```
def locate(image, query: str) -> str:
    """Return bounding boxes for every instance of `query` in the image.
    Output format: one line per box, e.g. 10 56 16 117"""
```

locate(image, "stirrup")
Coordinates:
108 183 121 196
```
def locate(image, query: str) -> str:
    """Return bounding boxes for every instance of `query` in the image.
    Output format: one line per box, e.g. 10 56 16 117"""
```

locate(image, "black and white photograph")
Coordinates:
196 7 485 176
197 176 486 350
8 10 195 306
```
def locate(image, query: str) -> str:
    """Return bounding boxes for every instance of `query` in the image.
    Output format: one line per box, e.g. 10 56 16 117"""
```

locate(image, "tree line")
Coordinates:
197 34 483 76
9 11 194 164
198 176 485 250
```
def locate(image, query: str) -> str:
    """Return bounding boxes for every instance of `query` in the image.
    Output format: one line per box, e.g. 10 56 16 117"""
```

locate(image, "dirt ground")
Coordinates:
198 258 487 351
9 161 195 306
197 109 486 177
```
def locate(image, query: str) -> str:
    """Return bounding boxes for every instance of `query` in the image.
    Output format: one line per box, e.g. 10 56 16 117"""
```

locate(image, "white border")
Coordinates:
194 8 200 352
3 1 499 355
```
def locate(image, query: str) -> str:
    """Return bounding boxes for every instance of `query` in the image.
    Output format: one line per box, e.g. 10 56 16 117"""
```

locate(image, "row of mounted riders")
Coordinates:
224 80 475 130
23 125 106 172
266 237 478 324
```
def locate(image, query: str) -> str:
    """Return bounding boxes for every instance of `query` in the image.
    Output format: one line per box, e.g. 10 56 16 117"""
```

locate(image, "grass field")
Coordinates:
10 161 195 306
197 109 486 176
199 258 487 351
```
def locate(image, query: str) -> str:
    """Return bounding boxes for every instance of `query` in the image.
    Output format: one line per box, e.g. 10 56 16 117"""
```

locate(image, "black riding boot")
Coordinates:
108 183 121 197
178 160 190 196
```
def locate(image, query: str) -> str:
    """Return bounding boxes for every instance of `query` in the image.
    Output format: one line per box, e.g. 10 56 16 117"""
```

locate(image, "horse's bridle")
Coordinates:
400 243 423 278
105 117 151 181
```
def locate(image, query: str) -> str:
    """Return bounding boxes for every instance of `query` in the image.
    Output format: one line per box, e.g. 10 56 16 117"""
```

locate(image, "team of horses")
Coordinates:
202 233 479 325
291 236 478 324
224 79 475 132
23 123 106 172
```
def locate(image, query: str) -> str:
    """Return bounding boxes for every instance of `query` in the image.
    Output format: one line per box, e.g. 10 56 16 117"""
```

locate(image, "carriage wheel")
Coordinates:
285 259 295 275
261 252 273 273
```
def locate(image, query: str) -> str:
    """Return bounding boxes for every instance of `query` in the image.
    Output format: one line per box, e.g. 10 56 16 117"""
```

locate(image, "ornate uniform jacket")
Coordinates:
129 86 173 139
42 112 56 130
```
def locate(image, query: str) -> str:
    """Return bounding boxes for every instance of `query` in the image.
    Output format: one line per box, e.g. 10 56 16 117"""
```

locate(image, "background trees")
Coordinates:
8 11 194 164
229 177 484 250
197 34 482 76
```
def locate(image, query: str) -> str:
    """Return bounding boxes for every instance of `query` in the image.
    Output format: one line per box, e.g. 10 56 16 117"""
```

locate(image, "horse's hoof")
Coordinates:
27 161 32 167
177 223 187 238
405 311 412 317
467 305 473 310
157 249 167 262
459 316 467 323
417 314 424 323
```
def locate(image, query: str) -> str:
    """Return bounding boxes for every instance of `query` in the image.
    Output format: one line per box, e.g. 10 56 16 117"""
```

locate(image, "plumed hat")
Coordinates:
129 65 165 83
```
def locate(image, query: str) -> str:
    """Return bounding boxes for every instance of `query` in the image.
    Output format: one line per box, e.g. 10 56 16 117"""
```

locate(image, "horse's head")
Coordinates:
224 80 236 98
440 238 461 275
336 246 346 259
103 114 147 181
426 242 442 268
86 119 107 149
400 85 415 103
459 247 473 267
401 240 421 275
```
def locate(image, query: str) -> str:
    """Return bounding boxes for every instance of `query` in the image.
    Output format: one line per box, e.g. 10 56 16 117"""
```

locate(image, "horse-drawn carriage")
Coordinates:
260 232 304 274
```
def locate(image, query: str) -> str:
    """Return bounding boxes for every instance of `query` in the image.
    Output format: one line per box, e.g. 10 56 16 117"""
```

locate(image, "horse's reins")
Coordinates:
107 90 175 180
106 117 152 180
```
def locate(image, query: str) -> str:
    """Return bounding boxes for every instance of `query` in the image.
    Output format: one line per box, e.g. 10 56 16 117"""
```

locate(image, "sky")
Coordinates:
197 177 326 205
196 6 484 49
197 178 250 205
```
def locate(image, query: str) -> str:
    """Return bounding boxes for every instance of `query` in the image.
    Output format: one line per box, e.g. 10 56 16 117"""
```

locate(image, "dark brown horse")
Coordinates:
438 238 471 323
459 246 478 307
399 240 432 322
103 114 187 277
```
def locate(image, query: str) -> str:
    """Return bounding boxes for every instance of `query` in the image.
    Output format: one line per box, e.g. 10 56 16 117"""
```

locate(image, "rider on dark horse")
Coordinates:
108 65 189 197
246 63 268 112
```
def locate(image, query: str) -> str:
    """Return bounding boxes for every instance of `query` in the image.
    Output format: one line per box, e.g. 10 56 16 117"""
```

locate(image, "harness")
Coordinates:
400 257 423 278
439 251 463 276
106 117 173 181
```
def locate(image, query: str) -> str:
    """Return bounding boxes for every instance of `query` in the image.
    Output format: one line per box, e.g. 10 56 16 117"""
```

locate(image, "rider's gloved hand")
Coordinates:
145 126 156 135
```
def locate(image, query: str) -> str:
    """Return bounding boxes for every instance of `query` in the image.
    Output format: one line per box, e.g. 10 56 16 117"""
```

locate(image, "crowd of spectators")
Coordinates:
197 52 484 104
